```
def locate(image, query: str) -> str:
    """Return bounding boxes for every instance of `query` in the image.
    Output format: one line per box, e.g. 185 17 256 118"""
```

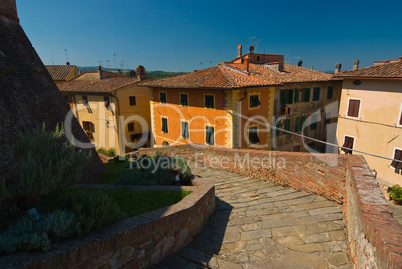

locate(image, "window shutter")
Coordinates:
391 150 402 168
399 111 402 125
348 99 360 117
313 87 320 101
342 136 354 154
287 90 293 104
286 119 291 131
280 90 286 105
294 89 299 103
90 122 95 133
303 88 310 102
295 117 300 132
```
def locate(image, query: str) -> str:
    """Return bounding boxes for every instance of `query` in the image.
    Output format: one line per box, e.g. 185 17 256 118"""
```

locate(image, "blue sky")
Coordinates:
17 0 402 72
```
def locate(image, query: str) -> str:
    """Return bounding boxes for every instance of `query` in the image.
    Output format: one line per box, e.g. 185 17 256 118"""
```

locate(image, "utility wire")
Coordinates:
224 108 402 165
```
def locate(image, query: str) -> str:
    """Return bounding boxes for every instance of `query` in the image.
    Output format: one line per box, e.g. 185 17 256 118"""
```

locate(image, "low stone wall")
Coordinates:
139 144 402 268
0 179 215 269
345 155 402 268
139 145 347 203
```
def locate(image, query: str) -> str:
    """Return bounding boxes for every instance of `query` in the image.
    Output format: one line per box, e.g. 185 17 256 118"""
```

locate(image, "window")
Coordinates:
276 119 285 137
128 122 134 132
293 145 301 152
327 86 334 100
294 89 299 103
160 92 167 104
181 121 189 139
342 136 354 154
325 112 331 125
205 95 214 109
250 94 261 108
391 149 402 169
313 87 320 101
347 99 360 117
280 90 293 105
205 126 214 145
399 108 402 126
310 113 318 130
82 121 95 133
303 88 311 102
131 133 142 142
129 96 136 106
104 96 110 107
161 118 168 133
180 93 188 106
248 127 260 144
81 95 88 104
286 119 291 131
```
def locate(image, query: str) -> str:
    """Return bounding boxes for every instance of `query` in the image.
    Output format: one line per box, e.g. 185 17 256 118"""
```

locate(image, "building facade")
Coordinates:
58 66 151 155
335 58 402 185
142 50 342 152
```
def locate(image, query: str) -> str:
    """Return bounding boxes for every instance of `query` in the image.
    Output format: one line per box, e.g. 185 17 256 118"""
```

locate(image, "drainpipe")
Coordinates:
112 92 124 156
72 93 79 123
238 88 247 148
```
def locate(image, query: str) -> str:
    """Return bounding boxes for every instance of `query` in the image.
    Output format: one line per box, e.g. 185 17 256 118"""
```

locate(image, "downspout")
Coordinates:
238 88 247 148
72 93 79 122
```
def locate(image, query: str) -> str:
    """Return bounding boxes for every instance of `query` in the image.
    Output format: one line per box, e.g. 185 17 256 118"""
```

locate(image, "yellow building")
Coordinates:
335 58 402 185
46 64 79 84
58 65 152 155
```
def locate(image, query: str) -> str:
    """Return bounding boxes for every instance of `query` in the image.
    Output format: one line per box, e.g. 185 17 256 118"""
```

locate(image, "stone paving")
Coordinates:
151 164 350 269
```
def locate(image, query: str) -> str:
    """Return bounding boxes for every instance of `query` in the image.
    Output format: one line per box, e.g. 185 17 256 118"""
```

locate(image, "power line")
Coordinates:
224 108 402 164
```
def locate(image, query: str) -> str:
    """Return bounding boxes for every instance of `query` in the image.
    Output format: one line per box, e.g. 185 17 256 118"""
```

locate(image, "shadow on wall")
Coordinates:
156 197 233 267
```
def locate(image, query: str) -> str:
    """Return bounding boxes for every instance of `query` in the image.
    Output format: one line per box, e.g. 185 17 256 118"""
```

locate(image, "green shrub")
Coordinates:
389 184 402 201
0 210 78 255
116 169 157 186
97 147 117 157
9 124 91 199
58 189 123 234
175 157 192 185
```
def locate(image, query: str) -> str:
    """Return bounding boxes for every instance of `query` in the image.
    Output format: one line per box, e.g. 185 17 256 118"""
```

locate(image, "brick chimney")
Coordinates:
353 60 359 70
335 63 342 74
237 45 242 58
0 0 18 22
97 65 102 79
136 65 146 81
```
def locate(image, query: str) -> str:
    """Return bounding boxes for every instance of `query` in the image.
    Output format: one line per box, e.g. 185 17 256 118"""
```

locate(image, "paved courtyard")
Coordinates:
151 164 350 269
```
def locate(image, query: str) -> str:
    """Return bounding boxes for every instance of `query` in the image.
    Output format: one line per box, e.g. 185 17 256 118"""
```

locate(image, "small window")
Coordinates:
313 87 320 101
104 96 110 107
391 149 402 169
280 90 293 105
342 136 354 154
347 99 360 117
180 94 188 106
129 96 136 106
327 86 334 100
205 95 214 109
181 121 189 139
82 121 95 133
81 95 88 104
276 119 285 137
205 126 214 145
162 118 168 134
250 95 261 108
160 92 167 104
295 117 301 132
303 88 311 102
128 122 134 132
293 145 301 152
257 56 260 61
310 113 318 130
248 127 260 144
294 89 299 103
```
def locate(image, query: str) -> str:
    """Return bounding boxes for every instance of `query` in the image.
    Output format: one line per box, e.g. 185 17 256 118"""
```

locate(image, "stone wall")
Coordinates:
139 145 347 203
139 144 402 268
0 180 215 269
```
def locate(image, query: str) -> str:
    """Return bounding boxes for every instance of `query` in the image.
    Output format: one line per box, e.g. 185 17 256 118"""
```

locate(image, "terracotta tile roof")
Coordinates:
140 62 337 89
45 65 77 81
334 58 402 79
58 72 149 93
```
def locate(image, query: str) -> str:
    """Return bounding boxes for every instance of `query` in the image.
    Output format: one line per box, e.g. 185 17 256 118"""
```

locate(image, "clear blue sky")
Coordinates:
17 0 402 72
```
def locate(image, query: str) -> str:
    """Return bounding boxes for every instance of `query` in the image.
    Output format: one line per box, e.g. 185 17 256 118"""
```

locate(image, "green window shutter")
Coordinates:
294 89 299 103
280 90 286 105
276 121 281 137
287 90 293 104
286 119 291 131
304 88 310 102
295 117 300 132
302 116 307 130
311 114 317 130
313 87 320 101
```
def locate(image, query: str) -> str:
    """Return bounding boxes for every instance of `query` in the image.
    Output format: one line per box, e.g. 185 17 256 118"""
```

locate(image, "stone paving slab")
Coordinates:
152 164 350 269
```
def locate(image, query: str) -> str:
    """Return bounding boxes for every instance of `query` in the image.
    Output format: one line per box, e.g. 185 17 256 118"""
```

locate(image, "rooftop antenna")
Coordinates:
106 60 110 69
98 60 103 67
121 60 125 75
114 53 117 68
64 49 69 63
48 32 54 65
291 57 301 65
249 36 261 53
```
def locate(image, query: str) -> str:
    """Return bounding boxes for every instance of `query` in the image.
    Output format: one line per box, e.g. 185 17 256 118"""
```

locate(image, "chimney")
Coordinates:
264 62 284 72
353 60 359 70
97 65 102 79
335 63 342 74
0 0 19 22
243 58 249 72
237 45 242 58
136 65 146 81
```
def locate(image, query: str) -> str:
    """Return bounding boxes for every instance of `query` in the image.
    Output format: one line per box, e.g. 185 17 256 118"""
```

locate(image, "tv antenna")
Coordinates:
121 60 125 75
48 32 54 65
106 60 110 69
64 49 69 63
98 60 103 67
114 53 117 68
249 36 261 53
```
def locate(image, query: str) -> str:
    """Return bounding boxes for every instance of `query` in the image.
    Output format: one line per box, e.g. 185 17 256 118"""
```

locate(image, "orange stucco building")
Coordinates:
142 50 342 151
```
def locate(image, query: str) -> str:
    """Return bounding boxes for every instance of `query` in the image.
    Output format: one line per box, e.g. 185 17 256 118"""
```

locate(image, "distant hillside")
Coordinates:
77 66 187 80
